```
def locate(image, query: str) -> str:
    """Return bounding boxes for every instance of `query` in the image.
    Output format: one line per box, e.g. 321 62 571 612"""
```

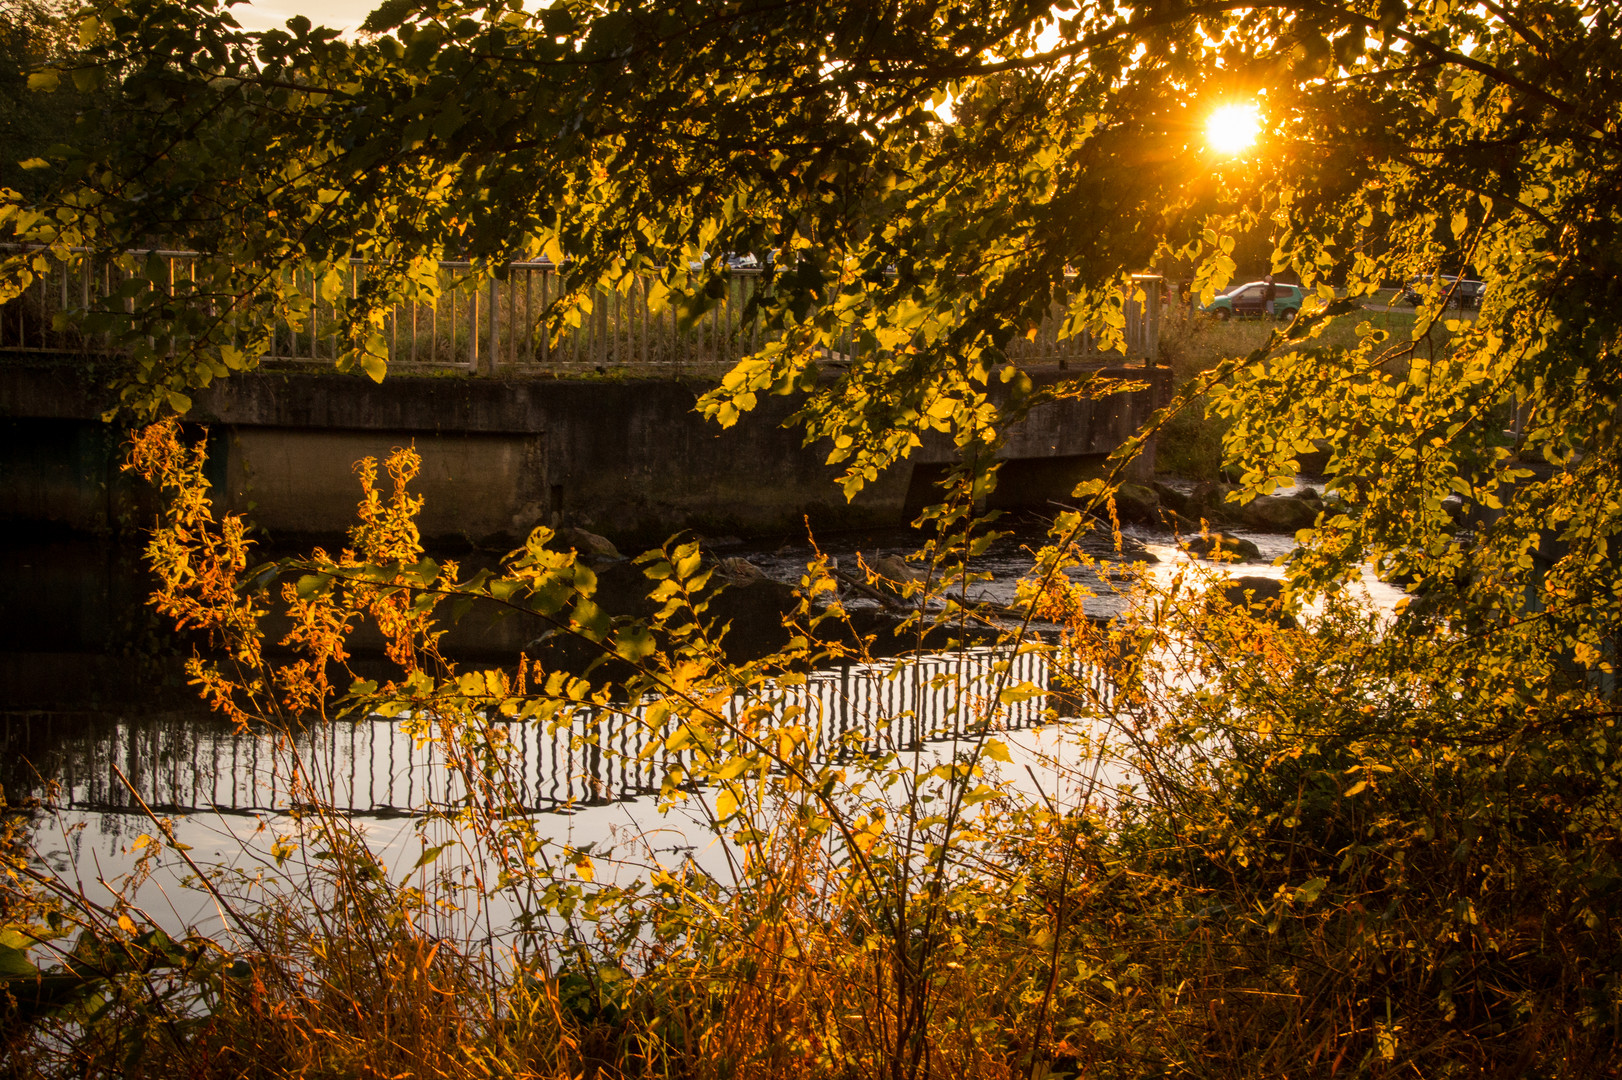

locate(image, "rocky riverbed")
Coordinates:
594 475 1401 631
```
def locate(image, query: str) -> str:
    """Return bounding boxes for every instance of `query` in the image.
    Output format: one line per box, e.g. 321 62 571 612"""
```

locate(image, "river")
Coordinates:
2 502 1406 942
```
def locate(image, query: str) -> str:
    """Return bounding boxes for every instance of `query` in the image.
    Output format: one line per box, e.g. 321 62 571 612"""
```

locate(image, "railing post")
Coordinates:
1147 275 1162 366
485 274 499 374
469 274 479 372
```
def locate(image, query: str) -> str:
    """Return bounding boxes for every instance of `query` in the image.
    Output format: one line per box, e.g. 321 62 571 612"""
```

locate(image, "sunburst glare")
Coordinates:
1206 103 1262 155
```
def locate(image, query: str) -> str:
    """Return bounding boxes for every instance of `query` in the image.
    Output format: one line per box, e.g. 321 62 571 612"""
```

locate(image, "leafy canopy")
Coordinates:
6 2 1622 1074
0 0 1617 684
6 0 1618 635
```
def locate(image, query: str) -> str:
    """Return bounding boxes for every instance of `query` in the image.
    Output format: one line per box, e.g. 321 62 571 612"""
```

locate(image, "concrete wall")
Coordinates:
194 374 919 542
1 356 1168 543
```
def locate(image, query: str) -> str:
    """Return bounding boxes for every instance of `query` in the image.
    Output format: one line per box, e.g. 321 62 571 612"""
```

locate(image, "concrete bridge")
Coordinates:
0 257 1168 543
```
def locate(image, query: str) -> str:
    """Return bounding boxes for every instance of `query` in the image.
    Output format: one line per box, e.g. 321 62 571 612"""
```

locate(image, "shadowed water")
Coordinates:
2 509 1403 939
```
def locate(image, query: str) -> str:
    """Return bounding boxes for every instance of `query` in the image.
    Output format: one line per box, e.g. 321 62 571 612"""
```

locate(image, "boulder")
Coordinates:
1181 532 1260 562
1296 441 1332 477
1237 494 1318 534
1113 483 1162 525
1185 481 1235 526
1213 575 1284 607
1151 481 1189 515
716 556 766 585
870 553 927 585
1209 575 1296 627
555 527 623 562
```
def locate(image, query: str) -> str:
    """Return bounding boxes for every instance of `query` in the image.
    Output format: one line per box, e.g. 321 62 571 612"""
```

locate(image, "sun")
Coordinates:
1206 104 1262 155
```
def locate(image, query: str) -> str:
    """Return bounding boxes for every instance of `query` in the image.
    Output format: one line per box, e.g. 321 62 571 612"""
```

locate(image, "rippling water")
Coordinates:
3 497 1405 938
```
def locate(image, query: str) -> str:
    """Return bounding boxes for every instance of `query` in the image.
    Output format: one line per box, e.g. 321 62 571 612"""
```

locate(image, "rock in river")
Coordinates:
1112 483 1163 525
716 556 767 585
1181 532 1260 562
1209 575 1296 627
555 527 623 562
1184 481 1235 526
1236 494 1319 534
869 553 927 585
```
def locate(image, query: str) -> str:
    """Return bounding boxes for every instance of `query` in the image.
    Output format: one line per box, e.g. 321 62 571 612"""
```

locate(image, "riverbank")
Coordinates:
3 505 1600 1080
1153 303 1428 479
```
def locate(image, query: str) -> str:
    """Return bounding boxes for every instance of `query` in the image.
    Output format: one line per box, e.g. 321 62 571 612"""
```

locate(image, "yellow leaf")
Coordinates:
715 787 739 820
998 682 1042 705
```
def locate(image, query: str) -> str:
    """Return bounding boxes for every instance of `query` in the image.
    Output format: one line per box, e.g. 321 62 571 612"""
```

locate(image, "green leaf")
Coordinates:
613 625 656 662
0 944 39 980
714 787 739 820
998 682 1042 705
295 573 332 599
413 842 454 869
1294 877 1328 904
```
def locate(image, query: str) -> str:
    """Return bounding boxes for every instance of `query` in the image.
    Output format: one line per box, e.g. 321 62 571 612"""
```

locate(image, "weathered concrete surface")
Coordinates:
1 355 1168 542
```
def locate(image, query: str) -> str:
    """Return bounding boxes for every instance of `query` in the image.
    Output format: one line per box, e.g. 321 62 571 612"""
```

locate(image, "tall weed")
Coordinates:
2 420 1617 1079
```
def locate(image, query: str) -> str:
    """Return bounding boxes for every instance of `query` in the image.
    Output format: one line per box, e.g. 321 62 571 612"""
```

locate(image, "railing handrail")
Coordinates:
4 244 1170 282
0 248 1161 371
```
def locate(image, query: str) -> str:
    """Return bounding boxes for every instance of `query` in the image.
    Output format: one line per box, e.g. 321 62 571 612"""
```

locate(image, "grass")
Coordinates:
1153 300 1445 479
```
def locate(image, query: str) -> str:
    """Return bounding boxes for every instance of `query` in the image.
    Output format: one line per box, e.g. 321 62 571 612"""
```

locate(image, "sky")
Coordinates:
229 0 381 33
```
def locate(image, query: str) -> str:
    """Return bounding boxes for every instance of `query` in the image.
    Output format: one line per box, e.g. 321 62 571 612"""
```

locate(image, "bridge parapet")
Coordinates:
0 252 1161 374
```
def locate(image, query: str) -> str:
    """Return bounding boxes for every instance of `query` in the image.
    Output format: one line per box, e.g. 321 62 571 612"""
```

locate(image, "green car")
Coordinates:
1199 280 1303 319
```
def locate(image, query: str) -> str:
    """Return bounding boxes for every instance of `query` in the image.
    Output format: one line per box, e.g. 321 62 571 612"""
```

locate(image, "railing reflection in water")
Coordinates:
2 649 1116 818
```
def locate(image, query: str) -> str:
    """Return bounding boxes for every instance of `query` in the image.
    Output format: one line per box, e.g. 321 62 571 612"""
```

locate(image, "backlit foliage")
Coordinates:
3 0 1622 1076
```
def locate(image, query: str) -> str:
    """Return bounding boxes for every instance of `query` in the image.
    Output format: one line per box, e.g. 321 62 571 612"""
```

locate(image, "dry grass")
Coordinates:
4 418 1617 1080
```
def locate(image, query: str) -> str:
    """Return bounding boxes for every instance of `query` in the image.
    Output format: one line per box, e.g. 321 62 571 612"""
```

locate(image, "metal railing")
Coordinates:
0 252 1162 372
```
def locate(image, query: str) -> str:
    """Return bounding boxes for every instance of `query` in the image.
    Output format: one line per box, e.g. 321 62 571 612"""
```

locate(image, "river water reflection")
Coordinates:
3 510 1405 938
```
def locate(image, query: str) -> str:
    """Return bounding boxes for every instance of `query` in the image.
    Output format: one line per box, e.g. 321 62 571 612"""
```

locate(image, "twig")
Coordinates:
110 763 273 958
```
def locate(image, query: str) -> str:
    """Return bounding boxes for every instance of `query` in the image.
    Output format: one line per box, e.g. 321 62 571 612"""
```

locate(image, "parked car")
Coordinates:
688 252 763 270
1396 273 1485 309
1199 281 1304 319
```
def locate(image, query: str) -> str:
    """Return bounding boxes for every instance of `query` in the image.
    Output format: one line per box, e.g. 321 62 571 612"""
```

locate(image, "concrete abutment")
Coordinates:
2 358 1168 544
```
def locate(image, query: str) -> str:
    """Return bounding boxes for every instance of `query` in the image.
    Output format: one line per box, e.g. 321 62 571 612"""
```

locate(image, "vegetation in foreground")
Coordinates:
3 422 1619 1080
4 0 1622 1075
1155 303 1437 480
